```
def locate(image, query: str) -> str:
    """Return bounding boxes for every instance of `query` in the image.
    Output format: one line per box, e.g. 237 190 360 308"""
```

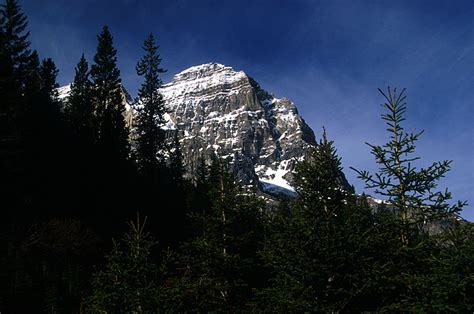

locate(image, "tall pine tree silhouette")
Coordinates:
0 0 30 102
63 54 97 216
90 26 131 232
133 33 174 243
134 33 166 173
91 25 129 162
0 2 35 310
0 0 27 140
39 58 61 126
65 54 94 142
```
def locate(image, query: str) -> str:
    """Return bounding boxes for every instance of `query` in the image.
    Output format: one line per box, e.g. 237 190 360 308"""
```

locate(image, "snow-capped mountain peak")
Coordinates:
159 63 316 194
57 63 317 195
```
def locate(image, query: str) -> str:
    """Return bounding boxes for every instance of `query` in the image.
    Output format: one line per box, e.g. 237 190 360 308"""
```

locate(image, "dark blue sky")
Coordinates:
21 0 474 220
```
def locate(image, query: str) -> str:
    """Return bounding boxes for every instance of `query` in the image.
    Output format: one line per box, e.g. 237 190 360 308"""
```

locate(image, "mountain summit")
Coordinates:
159 63 316 193
58 63 318 194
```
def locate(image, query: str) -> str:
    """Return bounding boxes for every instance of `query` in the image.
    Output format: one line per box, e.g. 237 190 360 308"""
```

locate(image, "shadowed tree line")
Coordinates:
0 0 472 312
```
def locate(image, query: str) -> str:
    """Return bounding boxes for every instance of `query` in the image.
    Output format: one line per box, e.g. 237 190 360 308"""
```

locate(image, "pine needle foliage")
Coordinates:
88 214 159 313
351 87 465 243
134 33 166 172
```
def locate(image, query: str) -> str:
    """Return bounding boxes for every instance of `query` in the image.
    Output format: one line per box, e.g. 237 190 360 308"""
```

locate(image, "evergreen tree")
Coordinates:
39 58 61 123
167 132 187 227
186 155 212 238
351 87 465 242
193 155 211 213
35 57 62 147
0 0 35 146
90 25 129 161
206 157 235 257
350 87 469 311
62 54 97 217
18 49 41 206
38 57 74 217
258 130 374 312
168 132 185 186
172 157 266 311
65 54 94 141
294 128 350 213
39 58 59 100
0 0 30 94
134 33 166 172
0 3 35 309
88 215 160 312
132 33 173 246
424 223 474 312
88 26 133 231
0 0 24 140
21 49 39 110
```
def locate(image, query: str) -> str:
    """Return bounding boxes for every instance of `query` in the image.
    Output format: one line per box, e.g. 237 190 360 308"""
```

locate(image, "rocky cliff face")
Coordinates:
58 63 319 194
159 63 317 194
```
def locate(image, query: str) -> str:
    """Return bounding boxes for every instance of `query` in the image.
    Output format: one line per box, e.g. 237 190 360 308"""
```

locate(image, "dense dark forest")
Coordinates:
0 0 472 312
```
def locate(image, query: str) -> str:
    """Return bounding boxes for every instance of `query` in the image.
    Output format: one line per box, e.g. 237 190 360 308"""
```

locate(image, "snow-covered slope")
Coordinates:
57 84 71 100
